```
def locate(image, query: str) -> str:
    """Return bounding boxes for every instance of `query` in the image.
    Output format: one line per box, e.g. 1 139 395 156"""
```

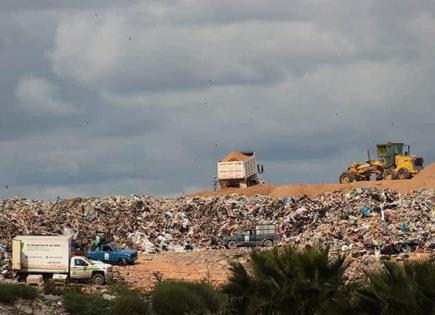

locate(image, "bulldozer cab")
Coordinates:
376 142 406 168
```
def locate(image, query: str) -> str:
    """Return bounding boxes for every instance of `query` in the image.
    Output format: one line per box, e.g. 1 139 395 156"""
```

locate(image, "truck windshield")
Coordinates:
82 257 95 265
109 243 119 251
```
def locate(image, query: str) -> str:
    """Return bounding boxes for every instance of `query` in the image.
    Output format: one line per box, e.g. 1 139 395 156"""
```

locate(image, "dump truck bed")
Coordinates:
217 155 257 180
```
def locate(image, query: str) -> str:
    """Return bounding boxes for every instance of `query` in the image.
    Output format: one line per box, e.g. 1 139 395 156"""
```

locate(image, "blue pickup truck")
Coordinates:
87 242 138 266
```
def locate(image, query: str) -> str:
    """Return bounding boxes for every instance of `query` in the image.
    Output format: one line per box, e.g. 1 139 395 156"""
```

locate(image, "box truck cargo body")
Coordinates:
13 235 71 273
12 235 112 285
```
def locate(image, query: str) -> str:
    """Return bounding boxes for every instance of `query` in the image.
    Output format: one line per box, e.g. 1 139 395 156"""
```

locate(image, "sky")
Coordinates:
1 0 434 200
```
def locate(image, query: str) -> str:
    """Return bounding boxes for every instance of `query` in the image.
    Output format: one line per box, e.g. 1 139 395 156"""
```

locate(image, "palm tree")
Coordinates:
222 245 350 315
351 259 435 315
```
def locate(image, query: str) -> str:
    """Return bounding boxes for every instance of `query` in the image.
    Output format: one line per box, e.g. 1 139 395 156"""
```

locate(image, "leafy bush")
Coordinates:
0 283 37 304
63 291 111 315
112 288 152 315
152 280 222 315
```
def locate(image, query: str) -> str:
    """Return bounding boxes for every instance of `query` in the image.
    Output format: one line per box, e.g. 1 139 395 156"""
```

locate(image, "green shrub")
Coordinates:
112 288 152 315
0 283 37 304
152 280 222 315
43 279 64 295
15 284 38 300
63 291 110 315
0 283 18 304
184 282 221 313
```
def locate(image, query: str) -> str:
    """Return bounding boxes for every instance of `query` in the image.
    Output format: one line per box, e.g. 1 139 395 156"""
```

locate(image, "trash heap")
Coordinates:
0 189 434 260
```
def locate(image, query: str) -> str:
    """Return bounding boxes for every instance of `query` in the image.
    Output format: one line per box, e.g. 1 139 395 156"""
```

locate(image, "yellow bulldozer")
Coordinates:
339 142 424 184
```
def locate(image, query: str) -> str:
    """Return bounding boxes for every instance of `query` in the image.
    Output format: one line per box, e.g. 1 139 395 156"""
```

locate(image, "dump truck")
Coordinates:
12 235 112 285
217 151 264 189
339 142 424 183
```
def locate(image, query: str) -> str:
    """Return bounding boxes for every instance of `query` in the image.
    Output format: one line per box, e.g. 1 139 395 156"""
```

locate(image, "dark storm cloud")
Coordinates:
0 1 435 200
1 0 135 11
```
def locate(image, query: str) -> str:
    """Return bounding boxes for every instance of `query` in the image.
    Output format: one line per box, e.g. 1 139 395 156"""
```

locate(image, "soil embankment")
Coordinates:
191 163 435 198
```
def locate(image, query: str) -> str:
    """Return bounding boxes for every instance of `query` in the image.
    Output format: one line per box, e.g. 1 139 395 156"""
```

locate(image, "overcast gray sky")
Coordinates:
1 0 434 200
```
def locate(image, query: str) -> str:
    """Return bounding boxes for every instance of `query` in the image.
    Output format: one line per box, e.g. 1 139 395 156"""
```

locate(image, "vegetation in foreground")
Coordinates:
152 280 222 315
222 246 435 315
0 282 37 304
1 245 434 315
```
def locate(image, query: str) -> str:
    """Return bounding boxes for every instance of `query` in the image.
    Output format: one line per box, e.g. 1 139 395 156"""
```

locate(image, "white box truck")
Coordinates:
217 151 264 189
12 235 112 285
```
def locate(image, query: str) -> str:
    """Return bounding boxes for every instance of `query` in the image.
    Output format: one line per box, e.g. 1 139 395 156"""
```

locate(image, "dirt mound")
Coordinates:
191 163 435 198
221 151 250 161
413 163 435 182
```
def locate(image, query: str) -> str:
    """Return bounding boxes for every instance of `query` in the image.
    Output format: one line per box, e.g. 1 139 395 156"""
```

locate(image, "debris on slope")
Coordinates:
1 189 434 262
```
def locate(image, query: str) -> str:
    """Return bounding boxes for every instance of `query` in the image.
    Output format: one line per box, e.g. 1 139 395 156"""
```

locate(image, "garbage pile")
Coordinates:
0 189 434 260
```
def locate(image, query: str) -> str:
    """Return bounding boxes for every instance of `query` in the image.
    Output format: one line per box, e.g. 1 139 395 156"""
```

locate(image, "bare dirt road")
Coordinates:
114 249 249 291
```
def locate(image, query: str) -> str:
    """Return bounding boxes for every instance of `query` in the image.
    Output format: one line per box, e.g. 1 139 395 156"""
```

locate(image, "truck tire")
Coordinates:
227 240 237 249
397 168 410 180
263 240 273 247
384 169 397 181
118 257 128 266
92 273 105 285
339 172 354 184
375 166 384 181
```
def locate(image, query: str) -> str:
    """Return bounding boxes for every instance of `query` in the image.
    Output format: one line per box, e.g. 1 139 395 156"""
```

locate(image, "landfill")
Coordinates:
0 188 434 262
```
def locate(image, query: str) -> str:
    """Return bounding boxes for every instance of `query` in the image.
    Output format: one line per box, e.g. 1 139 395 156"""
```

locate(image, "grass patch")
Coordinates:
63 291 111 315
43 279 65 295
0 283 37 304
112 287 152 315
152 280 222 315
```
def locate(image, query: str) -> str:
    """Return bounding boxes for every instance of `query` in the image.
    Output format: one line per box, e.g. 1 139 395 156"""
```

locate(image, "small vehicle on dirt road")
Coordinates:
220 223 280 249
87 242 137 266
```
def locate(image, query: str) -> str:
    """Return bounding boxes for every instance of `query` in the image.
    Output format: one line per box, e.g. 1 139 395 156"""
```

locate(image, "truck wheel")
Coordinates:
397 168 410 180
227 240 237 249
263 240 273 247
339 172 354 184
92 273 105 285
384 169 397 180
118 257 128 266
375 166 384 180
